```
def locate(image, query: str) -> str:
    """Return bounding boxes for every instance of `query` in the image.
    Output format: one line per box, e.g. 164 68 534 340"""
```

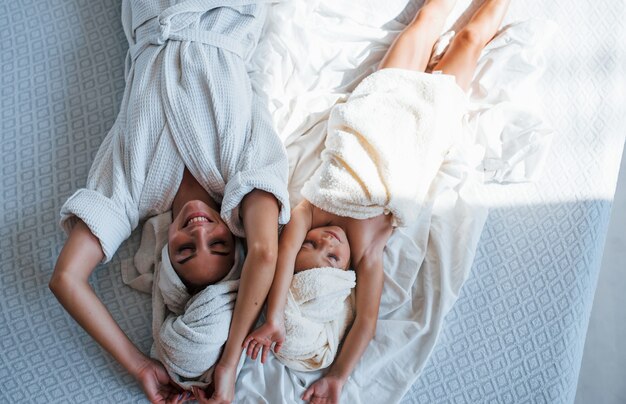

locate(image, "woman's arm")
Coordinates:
49 220 182 403
265 200 312 322
208 189 282 402
242 200 313 362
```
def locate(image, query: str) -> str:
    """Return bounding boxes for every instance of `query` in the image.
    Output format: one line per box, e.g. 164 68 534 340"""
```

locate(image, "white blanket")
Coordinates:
276 267 356 372
235 1 555 402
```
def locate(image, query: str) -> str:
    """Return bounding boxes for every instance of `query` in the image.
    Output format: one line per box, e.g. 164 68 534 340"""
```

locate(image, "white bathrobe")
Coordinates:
301 68 467 226
275 267 356 372
59 0 290 262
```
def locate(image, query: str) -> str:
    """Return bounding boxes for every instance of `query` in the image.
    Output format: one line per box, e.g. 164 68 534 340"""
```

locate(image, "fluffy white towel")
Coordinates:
275 267 356 372
300 68 467 227
120 212 171 294
152 243 243 389
122 212 244 389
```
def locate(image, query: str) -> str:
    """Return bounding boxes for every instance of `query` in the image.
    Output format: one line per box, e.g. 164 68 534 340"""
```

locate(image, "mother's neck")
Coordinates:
171 168 220 218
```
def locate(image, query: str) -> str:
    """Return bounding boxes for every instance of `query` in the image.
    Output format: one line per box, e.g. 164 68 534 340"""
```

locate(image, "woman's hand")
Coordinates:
301 375 345 404
191 362 237 404
242 320 285 363
134 357 184 404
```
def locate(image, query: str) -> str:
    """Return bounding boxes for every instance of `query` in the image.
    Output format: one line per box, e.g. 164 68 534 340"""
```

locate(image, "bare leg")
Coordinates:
378 0 457 72
433 0 510 90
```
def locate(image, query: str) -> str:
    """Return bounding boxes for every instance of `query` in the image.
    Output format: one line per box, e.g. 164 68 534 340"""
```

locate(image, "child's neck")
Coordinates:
171 167 220 218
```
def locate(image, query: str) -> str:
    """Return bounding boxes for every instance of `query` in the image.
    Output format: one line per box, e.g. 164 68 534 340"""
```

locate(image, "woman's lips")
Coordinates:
184 213 212 228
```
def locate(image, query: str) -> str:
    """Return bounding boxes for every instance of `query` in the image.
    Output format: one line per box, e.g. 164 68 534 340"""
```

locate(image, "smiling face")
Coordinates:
294 226 351 273
167 200 235 291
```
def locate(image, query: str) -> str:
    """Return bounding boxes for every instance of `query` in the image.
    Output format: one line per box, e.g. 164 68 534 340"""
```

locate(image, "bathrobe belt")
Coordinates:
127 0 269 62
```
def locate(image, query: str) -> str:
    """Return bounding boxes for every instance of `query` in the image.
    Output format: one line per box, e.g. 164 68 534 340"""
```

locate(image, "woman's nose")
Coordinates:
189 222 217 239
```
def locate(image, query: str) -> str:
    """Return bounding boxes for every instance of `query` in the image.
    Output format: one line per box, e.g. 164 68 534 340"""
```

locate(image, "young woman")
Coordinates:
49 1 290 403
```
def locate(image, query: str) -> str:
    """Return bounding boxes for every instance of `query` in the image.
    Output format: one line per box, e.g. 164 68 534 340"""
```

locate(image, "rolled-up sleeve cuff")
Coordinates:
221 168 290 238
60 189 133 263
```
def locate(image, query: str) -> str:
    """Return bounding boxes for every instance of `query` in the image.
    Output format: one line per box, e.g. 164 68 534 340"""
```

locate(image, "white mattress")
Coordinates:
0 0 624 403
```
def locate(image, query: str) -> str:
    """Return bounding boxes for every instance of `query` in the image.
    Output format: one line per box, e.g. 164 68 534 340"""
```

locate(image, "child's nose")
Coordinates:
320 234 334 245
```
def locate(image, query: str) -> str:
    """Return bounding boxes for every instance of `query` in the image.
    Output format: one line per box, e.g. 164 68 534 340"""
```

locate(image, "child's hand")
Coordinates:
301 375 345 404
242 320 285 363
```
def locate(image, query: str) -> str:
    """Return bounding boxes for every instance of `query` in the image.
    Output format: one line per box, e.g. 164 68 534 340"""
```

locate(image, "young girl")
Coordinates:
242 0 511 402
49 1 290 403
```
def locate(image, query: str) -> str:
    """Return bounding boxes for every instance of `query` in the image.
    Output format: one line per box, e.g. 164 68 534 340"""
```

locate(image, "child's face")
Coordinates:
168 200 235 291
294 226 351 272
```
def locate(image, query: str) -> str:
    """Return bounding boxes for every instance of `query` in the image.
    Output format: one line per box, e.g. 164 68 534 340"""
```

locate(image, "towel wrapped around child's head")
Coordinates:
275 267 356 372
152 241 244 389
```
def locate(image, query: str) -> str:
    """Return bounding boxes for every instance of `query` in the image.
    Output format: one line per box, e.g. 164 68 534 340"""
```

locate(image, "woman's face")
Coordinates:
168 200 235 290
294 226 351 272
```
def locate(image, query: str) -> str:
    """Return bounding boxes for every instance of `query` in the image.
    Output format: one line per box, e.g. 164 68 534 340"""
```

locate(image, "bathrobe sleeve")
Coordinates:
60 124 139 263
221 93 291 237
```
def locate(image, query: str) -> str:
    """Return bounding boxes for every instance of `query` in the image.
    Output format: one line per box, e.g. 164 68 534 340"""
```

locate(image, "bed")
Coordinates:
0 0 624 403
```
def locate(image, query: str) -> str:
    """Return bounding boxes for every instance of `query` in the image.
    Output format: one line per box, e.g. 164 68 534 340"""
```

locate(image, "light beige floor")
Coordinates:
575 143 626 404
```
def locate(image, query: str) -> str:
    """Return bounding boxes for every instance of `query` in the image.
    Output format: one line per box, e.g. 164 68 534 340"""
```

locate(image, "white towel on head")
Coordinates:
121 211 171 293
275 267 356 372
152 242 243 389
300 68 468 227
124 212 245 389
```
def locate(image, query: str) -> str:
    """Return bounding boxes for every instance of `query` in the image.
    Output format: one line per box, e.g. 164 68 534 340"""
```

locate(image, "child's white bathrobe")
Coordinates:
59 0 290 261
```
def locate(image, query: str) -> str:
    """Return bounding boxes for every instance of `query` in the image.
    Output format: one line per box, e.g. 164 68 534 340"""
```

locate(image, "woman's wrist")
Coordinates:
217 340 245 369
128 352 152 379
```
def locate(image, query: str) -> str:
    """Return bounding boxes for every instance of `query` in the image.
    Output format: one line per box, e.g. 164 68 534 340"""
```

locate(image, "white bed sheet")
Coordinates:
235 0 556 402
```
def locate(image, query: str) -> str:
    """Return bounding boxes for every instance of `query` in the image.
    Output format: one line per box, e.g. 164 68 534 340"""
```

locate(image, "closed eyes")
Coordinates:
302 240 316 248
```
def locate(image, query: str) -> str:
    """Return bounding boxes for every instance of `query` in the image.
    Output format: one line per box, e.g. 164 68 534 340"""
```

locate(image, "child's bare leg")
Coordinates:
433 0 510 90
378 0 457 72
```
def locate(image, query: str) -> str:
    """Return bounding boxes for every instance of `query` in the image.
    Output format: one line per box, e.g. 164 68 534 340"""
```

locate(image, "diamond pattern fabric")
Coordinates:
1 0 624 403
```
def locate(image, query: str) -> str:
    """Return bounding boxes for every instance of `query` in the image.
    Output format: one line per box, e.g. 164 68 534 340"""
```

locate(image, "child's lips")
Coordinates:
325 230 341 242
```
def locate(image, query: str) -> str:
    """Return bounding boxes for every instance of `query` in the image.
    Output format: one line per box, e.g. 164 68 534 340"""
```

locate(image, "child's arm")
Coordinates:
302 251 384 403
242 200 313 363
303 218 392 404
49 220 183 403
209 189 282 401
